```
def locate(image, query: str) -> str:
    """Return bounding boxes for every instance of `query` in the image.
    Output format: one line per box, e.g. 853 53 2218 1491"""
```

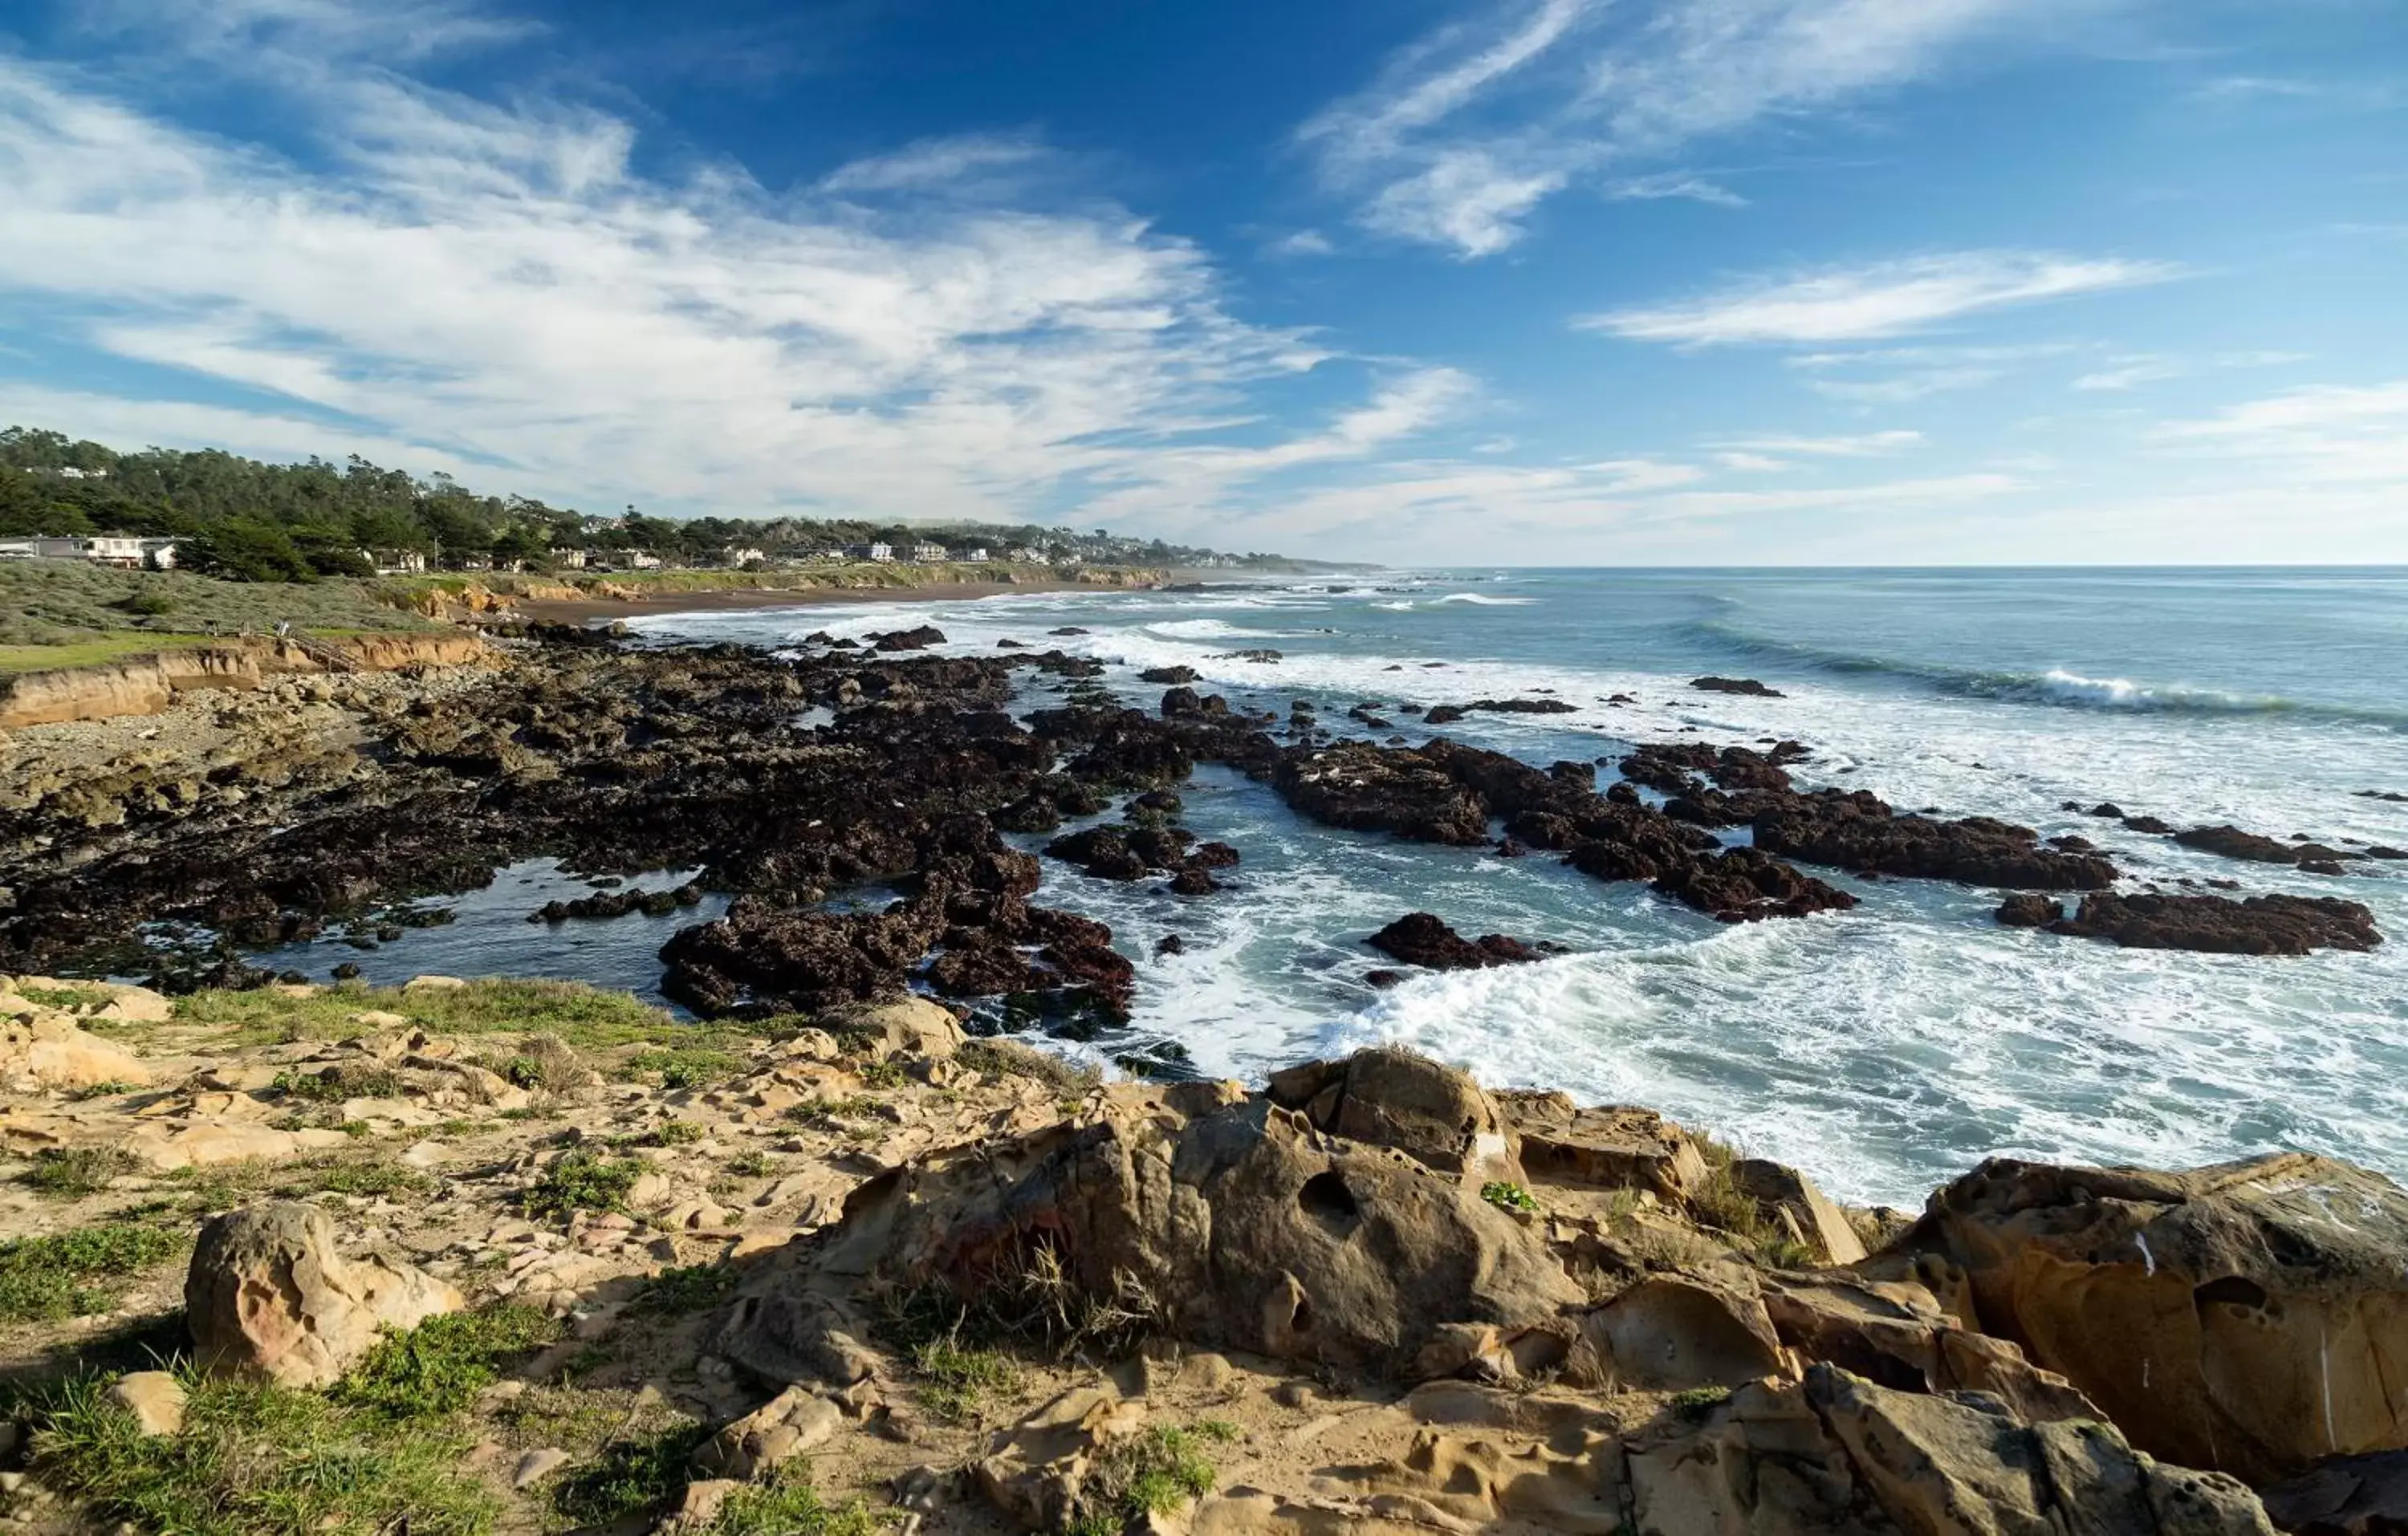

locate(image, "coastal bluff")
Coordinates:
0 631 493 729
1 977 2401 1534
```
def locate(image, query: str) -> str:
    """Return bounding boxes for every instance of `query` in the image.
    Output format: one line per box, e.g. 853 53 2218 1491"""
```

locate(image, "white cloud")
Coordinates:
1709 429 1921 455
0 16 1470 527
1579 250 2181 345
2072 349 2307 392
1360 151 1567 259
1263 229 1336 258
1715 451 1787 472
1605 171 1747 207
819 134 1049 194
2157 380 2408 484
1298 0 2102 258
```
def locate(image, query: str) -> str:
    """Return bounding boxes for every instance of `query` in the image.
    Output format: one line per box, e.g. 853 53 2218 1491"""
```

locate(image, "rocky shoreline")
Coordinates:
0 622 2402 1532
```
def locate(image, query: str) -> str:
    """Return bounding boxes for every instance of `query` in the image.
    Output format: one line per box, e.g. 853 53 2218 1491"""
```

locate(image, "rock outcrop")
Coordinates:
185 1201 464 1387
0 632 491 729
1365 912 1540 969
1904 1152 2408 1482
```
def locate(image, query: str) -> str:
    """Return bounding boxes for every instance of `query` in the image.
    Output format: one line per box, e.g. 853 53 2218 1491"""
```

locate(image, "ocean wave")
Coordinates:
1434 593 1537 607
1369 599 1415 612
1688 621 2408 729
1143 618 1298 640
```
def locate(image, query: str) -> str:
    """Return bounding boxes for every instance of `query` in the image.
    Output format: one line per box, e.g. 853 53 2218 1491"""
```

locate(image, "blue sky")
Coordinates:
0 0 2402 563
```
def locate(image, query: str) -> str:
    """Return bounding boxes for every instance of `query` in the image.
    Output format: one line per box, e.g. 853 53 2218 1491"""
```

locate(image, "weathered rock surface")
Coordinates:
186 1201 464 1387
2261 1451 2408 1536
1690 676 1785 697
1905 1152 2408 1482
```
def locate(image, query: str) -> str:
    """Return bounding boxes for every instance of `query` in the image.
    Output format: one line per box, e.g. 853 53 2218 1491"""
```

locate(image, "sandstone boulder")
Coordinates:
0 1013 150 1092
1263 1046 1524 1188
186 1201 463 1387
820 996 966 1061
724 1063 1584 1384
1758 1270 2099 1425
2260 1451 2408 1536
1905 1152 2408 1483
106 1371 187 1436
1499 1093 1709 1201
690 1384 844 1481
1627 1363 2275 1536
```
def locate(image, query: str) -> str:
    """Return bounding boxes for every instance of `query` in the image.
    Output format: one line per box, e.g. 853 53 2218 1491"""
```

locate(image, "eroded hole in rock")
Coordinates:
2195 1275 2271 1310
1299 1170 1362 1237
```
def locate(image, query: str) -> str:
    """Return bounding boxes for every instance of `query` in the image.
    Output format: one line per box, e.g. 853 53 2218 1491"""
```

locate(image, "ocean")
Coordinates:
270 568 2408 1208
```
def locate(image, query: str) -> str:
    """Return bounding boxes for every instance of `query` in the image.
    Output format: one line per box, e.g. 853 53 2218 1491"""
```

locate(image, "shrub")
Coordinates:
521 1152 644 1220
1066 1422 1232 1534
910 1338 1019 1424
624 1046 746 1090
1480 1180 1540 1216
697 1471 882 1536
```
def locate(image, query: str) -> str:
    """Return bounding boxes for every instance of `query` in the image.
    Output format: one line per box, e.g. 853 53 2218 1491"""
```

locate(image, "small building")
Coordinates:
723 546 767 568
960 547 991 563
549 547 590 570
0 539 36 561
846 542 895 563
624 550 664 571
910 542 949 563
364 547 428 575
28 534 158 568
448 551 494 573
138 538 177 570
1007 546 1051 566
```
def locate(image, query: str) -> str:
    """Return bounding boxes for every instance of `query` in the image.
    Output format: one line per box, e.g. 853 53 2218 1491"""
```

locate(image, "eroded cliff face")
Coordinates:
0 632 492 729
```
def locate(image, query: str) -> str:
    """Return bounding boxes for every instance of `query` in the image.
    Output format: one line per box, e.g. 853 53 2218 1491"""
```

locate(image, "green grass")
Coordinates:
548 1421 710 1528
22 1145 138 1199
521 1152 645 1221
67 1079 142 1102
854 1059 909 1090
0 634 218 674
1064 1422 1232 1535
613 1120 705 1150
695 1470 885 1536
0 562 437 650
16 982 115 1010
909 1338 1019 1425
1480 1180 1541 1216
31 1367 494 1536
172 978 753 1056
334 1305 563 1420
957 1038 1103 1098
628 1263 735 1317
720 1149 779 1179
287 1156 433 1200
624 1045 749 1089
0 1224 188 1323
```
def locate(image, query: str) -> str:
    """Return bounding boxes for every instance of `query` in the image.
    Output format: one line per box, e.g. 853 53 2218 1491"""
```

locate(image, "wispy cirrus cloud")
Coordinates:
1707 429 1922 455
2156 380 2408 484
0 1 1483 527
1579 251 2182 346
1297 0 2111 258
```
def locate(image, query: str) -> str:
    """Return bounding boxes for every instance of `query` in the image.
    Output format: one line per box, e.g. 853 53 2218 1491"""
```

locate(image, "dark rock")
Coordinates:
2121 814 2175 835
868 625 946 652
994 638 1026 648
1047 627 1088 636
1365 912 1539 969
1995 892 2064 927
2178 823 2353 866
1138 665 1200 685
1365 969 1408 988
1166 868 1219 896
1154 934 1185 957
1691 677 1785 697
2044 891 2380 955
1210 648 1282 664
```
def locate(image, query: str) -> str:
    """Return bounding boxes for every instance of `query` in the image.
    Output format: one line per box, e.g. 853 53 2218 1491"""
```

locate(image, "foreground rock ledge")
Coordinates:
693 1043 2402 1532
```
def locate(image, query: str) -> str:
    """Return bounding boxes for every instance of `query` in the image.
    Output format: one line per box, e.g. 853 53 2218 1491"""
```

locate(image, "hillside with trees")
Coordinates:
0 426 1316 582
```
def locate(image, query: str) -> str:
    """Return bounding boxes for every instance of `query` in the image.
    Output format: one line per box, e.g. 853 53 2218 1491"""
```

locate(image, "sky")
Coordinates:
0 0 2402 564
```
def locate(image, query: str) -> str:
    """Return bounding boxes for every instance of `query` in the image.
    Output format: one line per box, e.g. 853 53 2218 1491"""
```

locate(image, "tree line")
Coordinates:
0 426 1283 583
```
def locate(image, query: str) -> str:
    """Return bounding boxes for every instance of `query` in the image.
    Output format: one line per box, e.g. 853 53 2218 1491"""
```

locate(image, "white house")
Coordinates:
364 547 428 575
910 542 949 563
960 547 991 563
549 547 589 570
624 549 664 571
723 546 767 567
846 542 895 563
1007 546 1051 566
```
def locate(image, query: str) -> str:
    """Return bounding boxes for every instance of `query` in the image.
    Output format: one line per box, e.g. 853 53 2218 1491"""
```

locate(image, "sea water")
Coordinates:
444 569 2408 1205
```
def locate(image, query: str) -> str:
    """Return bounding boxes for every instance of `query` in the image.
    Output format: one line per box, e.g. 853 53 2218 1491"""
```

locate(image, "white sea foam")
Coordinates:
1434 592 1537 606
631 583 2408 1206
